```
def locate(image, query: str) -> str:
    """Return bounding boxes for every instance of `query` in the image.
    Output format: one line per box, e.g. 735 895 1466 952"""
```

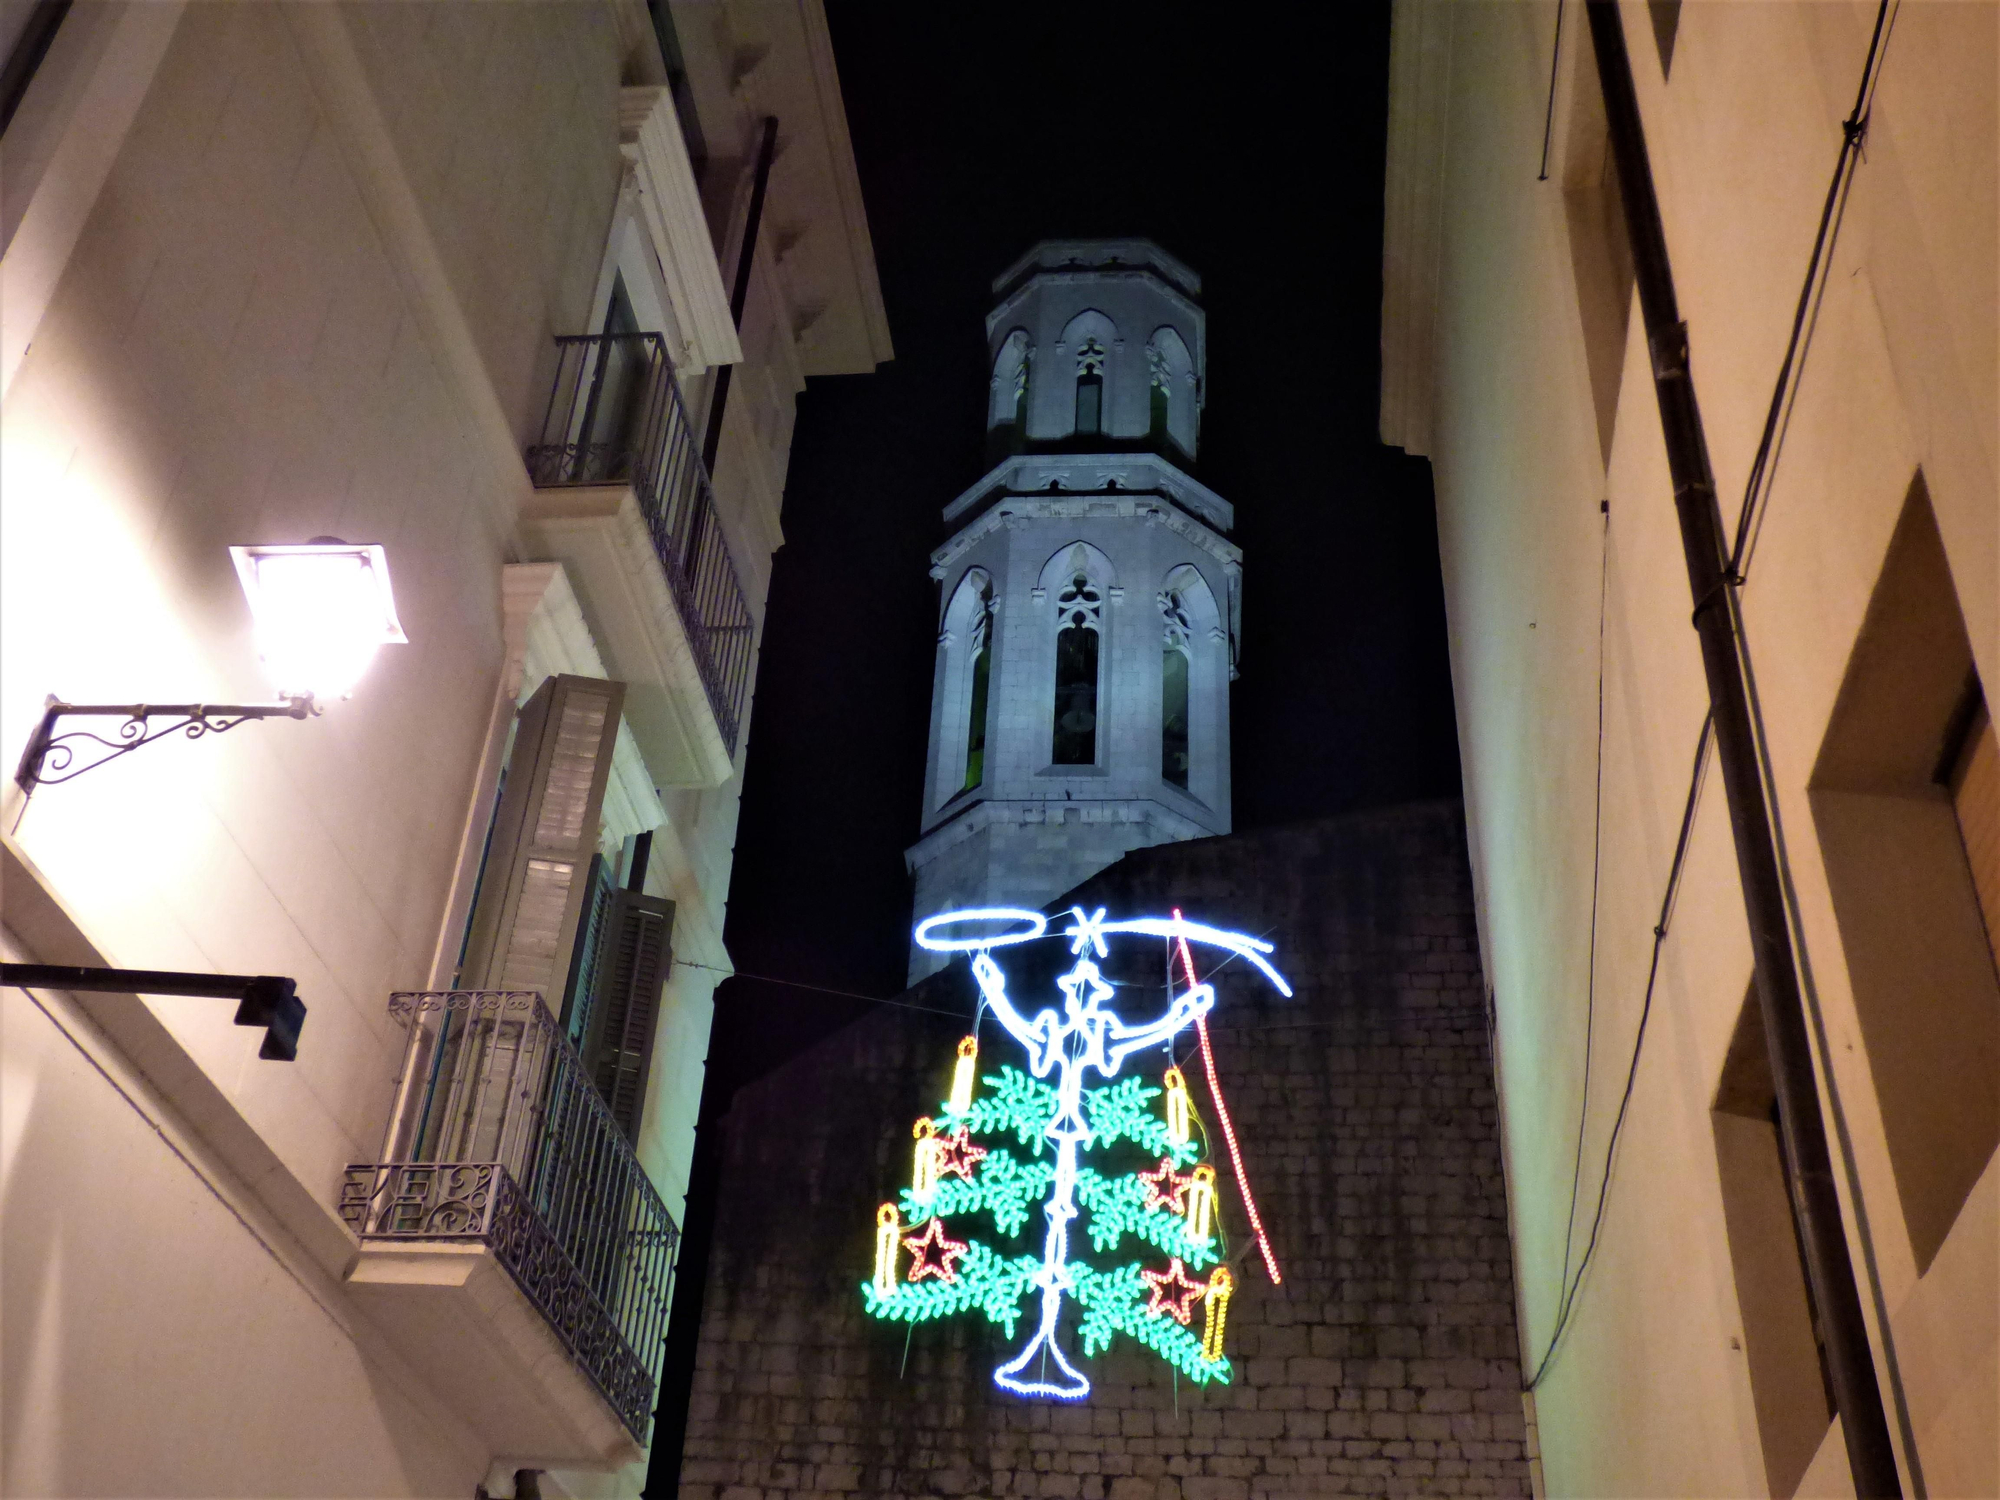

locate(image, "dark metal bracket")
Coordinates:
13 695 314 792
1 964 306 1060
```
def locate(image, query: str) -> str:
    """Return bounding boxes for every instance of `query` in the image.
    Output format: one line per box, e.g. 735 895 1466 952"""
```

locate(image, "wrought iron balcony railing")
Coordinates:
524 333 753 753
339 991 679 1442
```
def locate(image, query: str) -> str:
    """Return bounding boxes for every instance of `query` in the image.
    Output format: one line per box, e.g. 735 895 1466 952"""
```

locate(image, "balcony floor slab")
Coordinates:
346 1241 643 1473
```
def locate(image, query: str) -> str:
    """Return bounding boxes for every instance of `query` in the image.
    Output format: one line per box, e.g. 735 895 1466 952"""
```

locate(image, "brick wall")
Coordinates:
680 801 1531 1498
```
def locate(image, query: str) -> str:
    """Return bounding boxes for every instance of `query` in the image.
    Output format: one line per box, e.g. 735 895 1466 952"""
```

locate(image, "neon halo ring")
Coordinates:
914 907 1049 952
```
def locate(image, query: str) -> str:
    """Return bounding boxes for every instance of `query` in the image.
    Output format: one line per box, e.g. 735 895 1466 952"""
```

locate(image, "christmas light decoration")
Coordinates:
911 1118 943 1206
864 906 1290 1401
949 1035 979 1114
1139 1157 1191 1214
903 1215 969 1284
1174 908 1283 1286
1163 1065 1191 1146
1142 1257 1209 1325
1185 1164 1217 1241
936 1124 987 1182
873 1205 900 1296
1202 1267 1234 1361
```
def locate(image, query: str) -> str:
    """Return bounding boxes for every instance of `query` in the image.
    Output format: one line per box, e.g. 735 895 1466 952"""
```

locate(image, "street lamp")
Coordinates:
13 538 406 791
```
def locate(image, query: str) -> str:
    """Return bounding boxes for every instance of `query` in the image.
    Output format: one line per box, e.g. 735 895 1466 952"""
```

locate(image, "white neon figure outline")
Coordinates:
913 906 1049 951
913 904 1290 1400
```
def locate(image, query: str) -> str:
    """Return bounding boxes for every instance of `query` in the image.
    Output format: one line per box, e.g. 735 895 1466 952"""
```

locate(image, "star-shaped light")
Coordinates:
937 1125 987 1182
1057 959 1114 1015
902 1217 969 1284
1139 1157 1190 1214
1063 904 1111 957
1141 1257 1208 1325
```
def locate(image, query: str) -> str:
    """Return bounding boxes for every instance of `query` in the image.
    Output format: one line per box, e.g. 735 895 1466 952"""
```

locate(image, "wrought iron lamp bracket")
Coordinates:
13 694 317 792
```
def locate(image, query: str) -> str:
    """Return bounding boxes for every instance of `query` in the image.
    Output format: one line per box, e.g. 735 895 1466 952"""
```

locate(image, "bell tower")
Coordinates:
907 239 1241 979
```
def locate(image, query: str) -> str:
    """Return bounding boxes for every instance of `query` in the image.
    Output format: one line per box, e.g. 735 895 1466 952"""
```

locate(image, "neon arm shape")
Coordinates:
1070 915 1293 995
972 951 1061 1077
1105 983 1214 1074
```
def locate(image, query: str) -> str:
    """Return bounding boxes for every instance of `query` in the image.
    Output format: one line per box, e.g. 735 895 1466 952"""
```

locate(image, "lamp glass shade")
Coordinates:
229 542 407 700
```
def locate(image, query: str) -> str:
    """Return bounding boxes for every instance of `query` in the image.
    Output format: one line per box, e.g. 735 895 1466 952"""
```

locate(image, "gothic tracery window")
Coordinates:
1052 559 1103 765
1160 589 1191 788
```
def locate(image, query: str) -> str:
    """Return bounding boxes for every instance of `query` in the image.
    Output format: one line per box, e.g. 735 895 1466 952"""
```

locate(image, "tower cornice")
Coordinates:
940 452 1234 533
929 492 1242 587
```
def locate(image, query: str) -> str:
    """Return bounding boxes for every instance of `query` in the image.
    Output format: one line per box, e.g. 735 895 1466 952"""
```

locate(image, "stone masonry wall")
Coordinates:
680 802 1531 1498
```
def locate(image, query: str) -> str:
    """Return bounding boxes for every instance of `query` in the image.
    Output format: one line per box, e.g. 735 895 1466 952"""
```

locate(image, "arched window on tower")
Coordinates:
1051 549 1104 765
1158 563 1221 801
1147 326 1196 457
988 329 1032 457
963 583 994 790
1074 338 1107 436
1161 589 1192 788
938 568 996 805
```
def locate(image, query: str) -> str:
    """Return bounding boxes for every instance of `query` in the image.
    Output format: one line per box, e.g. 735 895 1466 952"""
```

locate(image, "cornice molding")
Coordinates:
941 452 1233 532
620 86 742 374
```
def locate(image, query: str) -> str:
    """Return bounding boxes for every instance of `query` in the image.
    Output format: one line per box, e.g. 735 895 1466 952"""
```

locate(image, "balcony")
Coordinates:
522 334 753 785
339 991 678 1465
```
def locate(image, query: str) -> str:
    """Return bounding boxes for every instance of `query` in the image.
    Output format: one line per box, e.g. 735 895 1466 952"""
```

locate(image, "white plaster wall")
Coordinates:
1389 2 1997 1494
0 974 483 1498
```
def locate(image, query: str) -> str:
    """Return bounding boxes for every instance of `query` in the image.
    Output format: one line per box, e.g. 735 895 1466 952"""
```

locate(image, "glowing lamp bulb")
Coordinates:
230 540 406 702
948 1035 979 1115
1163 1065 1190 1146
873 1204 900 1295
1186 1164 1217 1242
1202 1266 1234 1361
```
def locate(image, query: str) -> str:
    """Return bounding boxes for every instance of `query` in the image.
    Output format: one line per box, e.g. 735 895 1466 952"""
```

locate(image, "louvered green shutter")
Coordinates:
581 890 674 1143
459 674 625 1005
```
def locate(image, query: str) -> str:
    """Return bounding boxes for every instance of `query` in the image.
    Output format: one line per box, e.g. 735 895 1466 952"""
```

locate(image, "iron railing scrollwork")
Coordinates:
339 991 678 1442
523 333 754 754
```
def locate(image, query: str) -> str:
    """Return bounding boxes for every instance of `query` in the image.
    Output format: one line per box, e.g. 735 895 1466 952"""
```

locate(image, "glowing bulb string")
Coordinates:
1172 908 1282 1286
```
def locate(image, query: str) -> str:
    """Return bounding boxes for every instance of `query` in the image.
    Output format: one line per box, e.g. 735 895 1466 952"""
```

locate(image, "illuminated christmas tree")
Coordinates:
861 907 1288 1400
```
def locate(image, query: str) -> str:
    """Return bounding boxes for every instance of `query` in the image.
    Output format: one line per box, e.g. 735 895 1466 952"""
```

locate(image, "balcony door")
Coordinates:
576 276 654 484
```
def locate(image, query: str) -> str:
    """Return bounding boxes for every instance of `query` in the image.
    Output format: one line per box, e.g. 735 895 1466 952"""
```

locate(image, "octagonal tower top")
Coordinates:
983 238 1206 464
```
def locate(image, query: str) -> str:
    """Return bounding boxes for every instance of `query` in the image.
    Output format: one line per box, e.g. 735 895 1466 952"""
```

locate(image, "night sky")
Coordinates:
651 6 1457 1482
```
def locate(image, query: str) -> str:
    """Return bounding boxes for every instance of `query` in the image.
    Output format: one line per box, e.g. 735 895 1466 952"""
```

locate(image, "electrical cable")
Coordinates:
673 960 971 1020
1555 501 1612 1310
1728 0 1898 580
1537 0 1567 182
1525 710 1714 1391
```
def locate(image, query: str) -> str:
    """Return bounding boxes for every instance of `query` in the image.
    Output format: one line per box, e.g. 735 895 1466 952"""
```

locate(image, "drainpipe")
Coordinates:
1582 6 1903 1496
698 114 778 477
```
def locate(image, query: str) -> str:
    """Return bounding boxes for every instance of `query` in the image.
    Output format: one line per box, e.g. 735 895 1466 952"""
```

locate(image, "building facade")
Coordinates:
0 3 886 1496
1382 2 1994 1496
907 240 1239 980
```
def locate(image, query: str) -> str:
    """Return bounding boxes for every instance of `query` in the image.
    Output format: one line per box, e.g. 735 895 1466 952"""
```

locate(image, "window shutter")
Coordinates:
581 890 674 1143
460 674 626 1005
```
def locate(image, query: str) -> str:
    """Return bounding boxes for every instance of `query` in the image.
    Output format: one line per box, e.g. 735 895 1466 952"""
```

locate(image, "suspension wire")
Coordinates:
1537 0 1567 182
1728 0 1898 579
1556 500 1612 1308
1525 710 1714 1391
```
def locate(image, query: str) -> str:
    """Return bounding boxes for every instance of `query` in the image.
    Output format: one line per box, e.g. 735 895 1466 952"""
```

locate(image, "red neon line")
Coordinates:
1173 909 1282 1285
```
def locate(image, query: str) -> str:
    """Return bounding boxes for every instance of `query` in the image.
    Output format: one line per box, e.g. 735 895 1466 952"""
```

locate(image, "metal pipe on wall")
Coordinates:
1581 5 1904 1496
699 114 779 477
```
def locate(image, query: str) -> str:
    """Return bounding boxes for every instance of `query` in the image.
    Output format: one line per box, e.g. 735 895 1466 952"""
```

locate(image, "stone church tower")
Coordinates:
907 240 1240 978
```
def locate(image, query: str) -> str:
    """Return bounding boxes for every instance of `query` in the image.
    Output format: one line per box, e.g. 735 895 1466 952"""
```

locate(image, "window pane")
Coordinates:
963 647 990 790
1162 648 1190 788
1075 373 1102 436
1053 626 1098 764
